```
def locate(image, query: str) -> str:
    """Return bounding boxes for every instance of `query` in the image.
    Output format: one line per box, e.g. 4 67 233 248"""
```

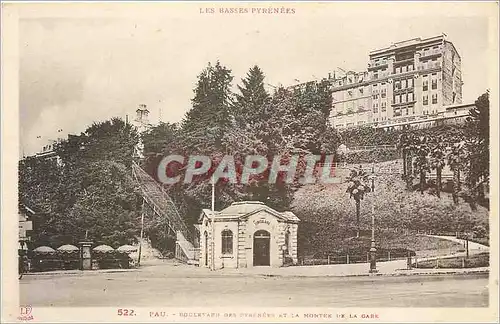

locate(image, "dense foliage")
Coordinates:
142 63 339 224
19 118 141 248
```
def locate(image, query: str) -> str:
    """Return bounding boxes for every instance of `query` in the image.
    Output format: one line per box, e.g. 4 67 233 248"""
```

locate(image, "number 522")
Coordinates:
117 309 135 316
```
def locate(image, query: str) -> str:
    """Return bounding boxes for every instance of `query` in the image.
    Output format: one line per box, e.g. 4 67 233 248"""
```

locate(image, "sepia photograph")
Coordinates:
1 1 498 322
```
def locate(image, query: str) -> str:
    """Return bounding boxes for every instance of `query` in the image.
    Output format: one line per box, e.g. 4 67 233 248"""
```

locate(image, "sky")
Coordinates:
17 2 496 156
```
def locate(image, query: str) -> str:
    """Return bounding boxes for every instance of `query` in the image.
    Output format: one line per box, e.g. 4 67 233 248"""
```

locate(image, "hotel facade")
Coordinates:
327 35 467 129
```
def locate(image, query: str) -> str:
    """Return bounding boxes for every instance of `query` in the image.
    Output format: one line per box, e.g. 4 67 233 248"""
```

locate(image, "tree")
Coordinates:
345 166 372 237
234 65 270 127
398 133 415 190
465 91 490 209
412 135 431 194
446 140 466 205
19 117 141 248
429 138 446 198
181 61 234 152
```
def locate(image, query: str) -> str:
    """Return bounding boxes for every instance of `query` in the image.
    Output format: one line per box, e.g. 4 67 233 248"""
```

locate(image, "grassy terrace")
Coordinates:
413 252 489 269
300 234 463 265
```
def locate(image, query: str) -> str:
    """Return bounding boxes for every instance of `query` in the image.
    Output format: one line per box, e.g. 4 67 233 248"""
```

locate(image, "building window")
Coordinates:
408 65 414 72
423 95 428 105
432 94 438 104
381 102 387 112
408 78 414 88
408 92 414 102
395 80 401 90
284 230 291 253
373 103 379 113
221 230 233 255
395 95 400 104
423 80 428 91
432 79 437 90
381 89 386 98
373 73 378 79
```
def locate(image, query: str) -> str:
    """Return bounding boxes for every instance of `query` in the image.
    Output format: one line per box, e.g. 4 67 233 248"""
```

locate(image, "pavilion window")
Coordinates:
285 230 291 254
221 230 233 255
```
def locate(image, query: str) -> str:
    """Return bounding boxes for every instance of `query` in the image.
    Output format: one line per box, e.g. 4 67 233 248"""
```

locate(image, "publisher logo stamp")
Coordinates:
18 305 33 321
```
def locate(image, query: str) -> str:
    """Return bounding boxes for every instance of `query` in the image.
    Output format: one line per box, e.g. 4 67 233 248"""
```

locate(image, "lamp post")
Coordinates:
210 175 216 271
368 171 378 274
369 204 378 273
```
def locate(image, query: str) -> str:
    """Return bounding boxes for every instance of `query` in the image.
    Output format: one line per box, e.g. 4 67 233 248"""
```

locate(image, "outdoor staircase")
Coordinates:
132 163 199 265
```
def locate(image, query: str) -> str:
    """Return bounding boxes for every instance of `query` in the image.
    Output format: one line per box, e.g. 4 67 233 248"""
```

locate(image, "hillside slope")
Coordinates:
291 173 489 257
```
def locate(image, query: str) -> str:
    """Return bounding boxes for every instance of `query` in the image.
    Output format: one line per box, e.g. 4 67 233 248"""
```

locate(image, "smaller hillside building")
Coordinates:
199 201 299 269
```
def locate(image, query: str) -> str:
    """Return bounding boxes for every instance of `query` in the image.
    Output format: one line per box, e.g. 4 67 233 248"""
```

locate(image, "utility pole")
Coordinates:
211 175 216 271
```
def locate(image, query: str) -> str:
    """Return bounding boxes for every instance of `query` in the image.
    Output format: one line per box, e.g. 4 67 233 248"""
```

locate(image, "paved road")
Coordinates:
21 268 489 307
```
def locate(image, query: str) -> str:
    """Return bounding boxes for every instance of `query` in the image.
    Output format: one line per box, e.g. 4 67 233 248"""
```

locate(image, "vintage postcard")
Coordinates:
1 1 499 323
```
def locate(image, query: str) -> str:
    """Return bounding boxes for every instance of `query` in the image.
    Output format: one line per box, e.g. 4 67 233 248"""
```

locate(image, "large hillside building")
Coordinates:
325 34 466 129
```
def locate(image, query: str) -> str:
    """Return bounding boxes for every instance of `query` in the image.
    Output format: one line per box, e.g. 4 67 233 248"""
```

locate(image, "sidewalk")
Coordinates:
23 236 489 279
217 260 489 278
23 268 138 276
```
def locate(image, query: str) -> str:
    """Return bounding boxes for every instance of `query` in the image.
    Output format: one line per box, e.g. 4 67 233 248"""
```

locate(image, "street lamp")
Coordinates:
369 204 378 273
211 175 216 271
368 171 378 274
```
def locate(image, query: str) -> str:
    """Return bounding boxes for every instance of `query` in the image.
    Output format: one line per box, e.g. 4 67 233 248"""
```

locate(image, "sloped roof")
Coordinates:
220 201 267 215
200 201 299 223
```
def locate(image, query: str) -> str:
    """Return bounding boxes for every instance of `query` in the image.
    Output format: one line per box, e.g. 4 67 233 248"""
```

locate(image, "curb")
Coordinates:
22 269 139 277
244 269 489 279
21 268 489 279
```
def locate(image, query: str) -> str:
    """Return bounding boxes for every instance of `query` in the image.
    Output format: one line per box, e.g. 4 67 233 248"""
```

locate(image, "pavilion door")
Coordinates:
253 230 270 266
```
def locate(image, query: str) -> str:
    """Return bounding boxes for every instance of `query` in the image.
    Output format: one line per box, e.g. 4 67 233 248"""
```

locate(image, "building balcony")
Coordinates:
393 87 414 94
394 57 414 65
391 100 416 107
416 63 441 71
368 63 388 71
420 49 442 59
